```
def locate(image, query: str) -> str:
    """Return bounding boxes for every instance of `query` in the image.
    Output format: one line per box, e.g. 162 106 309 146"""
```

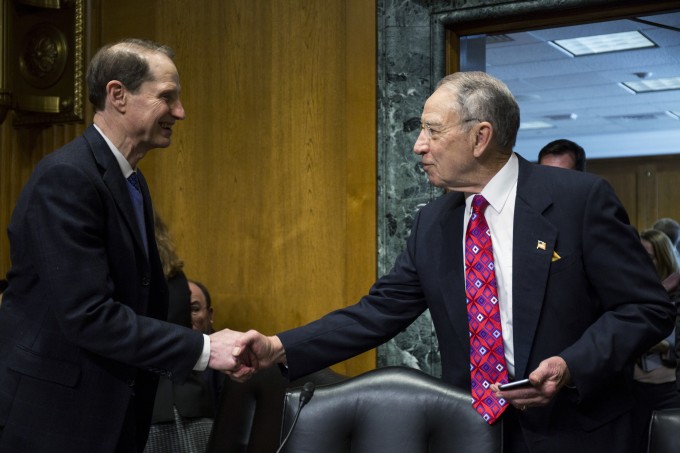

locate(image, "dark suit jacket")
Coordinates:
278 155 675 453
0 125 204 452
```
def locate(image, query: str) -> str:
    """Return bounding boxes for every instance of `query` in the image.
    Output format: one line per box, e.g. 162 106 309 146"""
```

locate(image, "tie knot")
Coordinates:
127 172 141 192
471 194 489 215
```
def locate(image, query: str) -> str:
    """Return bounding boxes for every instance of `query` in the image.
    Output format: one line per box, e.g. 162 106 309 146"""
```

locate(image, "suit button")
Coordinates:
141 274 150 286
127 379 135 388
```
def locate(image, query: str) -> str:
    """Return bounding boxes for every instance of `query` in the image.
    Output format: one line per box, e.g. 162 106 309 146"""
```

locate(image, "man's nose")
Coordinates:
172 100 186 120
413 129 428 155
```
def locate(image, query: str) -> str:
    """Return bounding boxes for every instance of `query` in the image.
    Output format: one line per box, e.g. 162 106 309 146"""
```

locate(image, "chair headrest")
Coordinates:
280 366 501 453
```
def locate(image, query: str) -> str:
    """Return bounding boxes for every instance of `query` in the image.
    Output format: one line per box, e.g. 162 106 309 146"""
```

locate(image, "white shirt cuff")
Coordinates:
193 334 211 370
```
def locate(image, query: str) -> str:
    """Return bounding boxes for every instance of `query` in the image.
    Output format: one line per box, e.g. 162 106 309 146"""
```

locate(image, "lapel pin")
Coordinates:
536 240 546 250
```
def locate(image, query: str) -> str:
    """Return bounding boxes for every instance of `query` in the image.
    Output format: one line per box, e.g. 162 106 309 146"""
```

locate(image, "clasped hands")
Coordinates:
208 328 283 381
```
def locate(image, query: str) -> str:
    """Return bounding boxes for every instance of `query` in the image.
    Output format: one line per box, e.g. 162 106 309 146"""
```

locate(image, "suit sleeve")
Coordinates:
558 178 675 401
278 211 430 380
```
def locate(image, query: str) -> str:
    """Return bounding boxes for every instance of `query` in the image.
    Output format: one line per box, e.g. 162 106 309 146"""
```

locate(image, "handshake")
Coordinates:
207 328 285 381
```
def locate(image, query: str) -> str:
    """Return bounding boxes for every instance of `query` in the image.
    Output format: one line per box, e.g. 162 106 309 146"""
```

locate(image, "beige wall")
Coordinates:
0 0 377 376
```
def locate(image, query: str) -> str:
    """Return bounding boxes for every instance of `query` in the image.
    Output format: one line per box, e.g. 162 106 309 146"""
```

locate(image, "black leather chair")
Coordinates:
647 408 680 453
279 366 501 453
205 366 345 453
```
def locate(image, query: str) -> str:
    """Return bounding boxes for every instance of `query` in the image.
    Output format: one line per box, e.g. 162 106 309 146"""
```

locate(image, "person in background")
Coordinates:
0 38 243 453
632 229 680 452
145 213 215 453
189 280 214 335
653 217 680 261
537 138 586 171
230 71 674 453
188 280 225 408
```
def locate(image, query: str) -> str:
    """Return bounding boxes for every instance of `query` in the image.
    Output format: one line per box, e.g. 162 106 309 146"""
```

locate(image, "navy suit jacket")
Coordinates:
279 155 674 452
0 125 204 452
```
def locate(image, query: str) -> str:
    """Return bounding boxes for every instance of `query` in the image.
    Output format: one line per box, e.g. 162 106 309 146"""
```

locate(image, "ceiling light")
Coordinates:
605 113 662 121
544 113 578 121
519 121 554 130
620 77 680 93
549 31 656 57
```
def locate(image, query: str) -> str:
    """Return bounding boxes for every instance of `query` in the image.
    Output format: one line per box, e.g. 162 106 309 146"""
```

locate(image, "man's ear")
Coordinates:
106 80 126 112
472 121 493 158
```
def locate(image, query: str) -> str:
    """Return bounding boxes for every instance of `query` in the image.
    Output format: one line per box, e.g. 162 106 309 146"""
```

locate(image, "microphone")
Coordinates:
275 382 316 453
300 381 315 405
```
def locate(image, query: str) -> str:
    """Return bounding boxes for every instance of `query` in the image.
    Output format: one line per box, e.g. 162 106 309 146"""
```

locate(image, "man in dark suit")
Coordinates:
232 72 675 453
537 138 586 171
0 39 241 452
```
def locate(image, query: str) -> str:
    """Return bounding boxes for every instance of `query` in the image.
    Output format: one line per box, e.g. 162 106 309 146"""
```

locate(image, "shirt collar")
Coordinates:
93 123 135 179
467 152 519 214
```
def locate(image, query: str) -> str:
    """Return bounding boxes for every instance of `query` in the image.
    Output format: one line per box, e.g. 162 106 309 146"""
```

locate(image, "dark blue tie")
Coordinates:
127 172 148 255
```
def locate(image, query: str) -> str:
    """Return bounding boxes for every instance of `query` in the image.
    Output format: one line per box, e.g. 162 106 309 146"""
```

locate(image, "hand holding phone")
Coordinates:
498 378 531 390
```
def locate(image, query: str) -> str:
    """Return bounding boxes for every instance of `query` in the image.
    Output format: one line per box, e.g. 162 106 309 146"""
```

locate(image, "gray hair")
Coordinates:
435 71 520 149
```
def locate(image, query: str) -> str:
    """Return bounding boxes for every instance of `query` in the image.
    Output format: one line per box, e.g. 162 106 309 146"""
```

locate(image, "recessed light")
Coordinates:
544 113 578 121
549 31 656 57
620 77 680 93
519 121 554 130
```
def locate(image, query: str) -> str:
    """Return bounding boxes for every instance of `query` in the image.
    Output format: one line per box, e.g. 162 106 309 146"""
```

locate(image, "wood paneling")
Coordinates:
1 0 376 375
588 155 680 231
115 0 377 375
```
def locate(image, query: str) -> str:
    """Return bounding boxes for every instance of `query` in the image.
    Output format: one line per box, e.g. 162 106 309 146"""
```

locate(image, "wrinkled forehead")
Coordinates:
421 87 460 122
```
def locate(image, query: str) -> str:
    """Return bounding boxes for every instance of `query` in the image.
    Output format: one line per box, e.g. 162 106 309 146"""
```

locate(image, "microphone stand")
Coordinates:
275 382 315 453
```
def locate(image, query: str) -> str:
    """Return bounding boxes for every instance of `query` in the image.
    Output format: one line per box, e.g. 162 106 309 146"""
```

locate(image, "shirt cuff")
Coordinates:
193 334 211 370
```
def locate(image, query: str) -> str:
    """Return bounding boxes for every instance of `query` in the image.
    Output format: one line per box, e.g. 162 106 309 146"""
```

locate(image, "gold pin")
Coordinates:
536 240 546 250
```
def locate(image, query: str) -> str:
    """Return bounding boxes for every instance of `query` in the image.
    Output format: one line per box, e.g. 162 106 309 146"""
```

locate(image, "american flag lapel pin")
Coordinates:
536 240 546 251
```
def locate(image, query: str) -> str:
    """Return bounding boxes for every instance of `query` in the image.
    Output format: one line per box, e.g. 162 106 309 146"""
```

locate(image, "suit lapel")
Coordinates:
437 192 471 349
83 126 148 259
512 157 557 379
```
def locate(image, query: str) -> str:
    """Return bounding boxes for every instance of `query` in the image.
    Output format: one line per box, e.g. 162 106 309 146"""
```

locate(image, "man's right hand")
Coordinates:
228 330 286 382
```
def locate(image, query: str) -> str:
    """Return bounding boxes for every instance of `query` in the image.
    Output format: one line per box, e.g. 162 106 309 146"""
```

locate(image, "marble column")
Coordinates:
376 0 444 377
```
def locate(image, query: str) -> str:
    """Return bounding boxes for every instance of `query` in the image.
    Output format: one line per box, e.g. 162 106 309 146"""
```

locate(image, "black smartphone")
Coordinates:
498 378 531 390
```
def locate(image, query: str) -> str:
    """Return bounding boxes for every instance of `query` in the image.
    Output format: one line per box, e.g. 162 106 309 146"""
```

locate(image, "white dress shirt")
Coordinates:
463 152 519 377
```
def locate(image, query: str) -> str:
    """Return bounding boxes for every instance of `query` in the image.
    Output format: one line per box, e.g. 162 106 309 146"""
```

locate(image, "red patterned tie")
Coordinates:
465 194 508 424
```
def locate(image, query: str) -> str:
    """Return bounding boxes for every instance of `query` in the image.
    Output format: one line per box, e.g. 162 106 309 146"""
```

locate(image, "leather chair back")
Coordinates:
647 408 680 453
279 366 501 453
206 366 345 453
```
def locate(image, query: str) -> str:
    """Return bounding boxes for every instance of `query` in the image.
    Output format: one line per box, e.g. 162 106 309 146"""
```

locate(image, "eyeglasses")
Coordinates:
420 118 482 139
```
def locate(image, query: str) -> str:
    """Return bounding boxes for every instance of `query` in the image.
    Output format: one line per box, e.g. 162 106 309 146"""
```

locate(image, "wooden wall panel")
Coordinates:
1 0 376 376
588 155 680 231
145 0 377 375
